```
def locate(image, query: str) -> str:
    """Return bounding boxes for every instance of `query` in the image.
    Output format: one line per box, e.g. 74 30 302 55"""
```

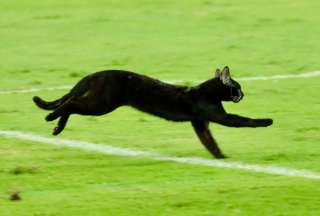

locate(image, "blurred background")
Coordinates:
0 0 319 215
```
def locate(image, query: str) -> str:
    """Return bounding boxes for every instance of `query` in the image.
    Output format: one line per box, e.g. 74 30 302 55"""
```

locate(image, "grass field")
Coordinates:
1 0 320 215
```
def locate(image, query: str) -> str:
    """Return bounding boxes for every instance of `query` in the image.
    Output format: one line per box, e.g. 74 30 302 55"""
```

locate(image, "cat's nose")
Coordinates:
237 89 244 99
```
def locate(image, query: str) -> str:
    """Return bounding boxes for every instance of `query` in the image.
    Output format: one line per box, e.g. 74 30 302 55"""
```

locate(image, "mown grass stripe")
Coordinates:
1 70 320 95
0 130 319 180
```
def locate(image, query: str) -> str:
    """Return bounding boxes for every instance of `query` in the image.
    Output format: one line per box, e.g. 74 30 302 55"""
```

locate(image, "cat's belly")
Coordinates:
131 105 193 122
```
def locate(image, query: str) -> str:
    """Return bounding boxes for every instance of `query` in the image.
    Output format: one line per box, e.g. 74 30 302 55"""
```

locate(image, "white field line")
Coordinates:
1 130 320 180
235 70 320 81
1 70 320 95
0 85 71 94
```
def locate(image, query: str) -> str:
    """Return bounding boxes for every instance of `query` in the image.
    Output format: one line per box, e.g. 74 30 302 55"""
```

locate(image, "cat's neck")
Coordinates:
185 81 223 103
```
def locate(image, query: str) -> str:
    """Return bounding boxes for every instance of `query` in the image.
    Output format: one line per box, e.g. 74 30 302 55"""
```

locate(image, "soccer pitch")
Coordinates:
1 0 320 215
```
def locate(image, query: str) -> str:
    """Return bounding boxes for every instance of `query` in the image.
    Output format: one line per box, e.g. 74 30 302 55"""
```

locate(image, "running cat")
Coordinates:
33 66 273 158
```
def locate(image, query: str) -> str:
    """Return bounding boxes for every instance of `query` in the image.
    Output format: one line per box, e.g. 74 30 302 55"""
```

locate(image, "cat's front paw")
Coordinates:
215 154 228 159
255 118 273 127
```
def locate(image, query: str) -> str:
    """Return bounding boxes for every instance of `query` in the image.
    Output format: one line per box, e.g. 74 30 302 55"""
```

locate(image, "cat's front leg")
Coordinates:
211 114 273 128
191 120 227 159
250 118 273 127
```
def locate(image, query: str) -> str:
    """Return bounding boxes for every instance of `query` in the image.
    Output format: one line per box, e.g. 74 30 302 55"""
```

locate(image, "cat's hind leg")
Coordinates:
45 95 116 122
52 114 70 135
33 74 93 111
45 89 119 135
45 96 77 122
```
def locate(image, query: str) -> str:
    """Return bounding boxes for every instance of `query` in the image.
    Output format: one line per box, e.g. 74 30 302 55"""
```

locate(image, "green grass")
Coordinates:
1 0 320 215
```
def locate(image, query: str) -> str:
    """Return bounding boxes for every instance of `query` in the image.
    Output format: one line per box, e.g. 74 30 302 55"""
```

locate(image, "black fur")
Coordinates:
33 66 273 159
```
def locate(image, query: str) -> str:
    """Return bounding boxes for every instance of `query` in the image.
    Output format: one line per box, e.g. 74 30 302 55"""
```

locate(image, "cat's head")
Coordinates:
214 66 244 103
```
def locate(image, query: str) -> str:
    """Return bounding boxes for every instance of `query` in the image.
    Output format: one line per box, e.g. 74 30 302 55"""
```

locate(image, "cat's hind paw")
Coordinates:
52 126 63 136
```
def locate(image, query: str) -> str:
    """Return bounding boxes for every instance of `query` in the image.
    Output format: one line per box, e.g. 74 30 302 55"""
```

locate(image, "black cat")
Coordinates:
33 66 273 159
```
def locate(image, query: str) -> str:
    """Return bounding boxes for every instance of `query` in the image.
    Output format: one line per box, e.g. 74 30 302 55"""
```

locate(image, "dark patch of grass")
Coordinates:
95 18 111 23
202 1 212 5
258 17 274 23
262 153 290 161
138 118 148 122
295 127 319 132
19 69 31 74
171 201 193 208
226 44 239 50
265 60 283 66
251 18 275 28
10 166 39 175
48 68 66 73
34 15 65 20
87 117 98 122
295 65 309 72
283 18 302 24
29 80 42 85
216 188 237 193
110 58 130 67
69 72 82 78
215 15 233 22
0 109 19 113
12 69 31 74
9 191 21 201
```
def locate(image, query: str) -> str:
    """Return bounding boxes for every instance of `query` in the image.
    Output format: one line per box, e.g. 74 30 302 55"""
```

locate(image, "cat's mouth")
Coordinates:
232 96 242 103
231 89 244 103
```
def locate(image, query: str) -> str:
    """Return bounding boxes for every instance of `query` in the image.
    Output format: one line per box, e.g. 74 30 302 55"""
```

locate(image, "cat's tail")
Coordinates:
33 76 90 110
33 94 71 110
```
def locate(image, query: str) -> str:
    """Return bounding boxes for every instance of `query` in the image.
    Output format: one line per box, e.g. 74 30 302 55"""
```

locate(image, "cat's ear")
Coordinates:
215 68 221 78
220 66 231 84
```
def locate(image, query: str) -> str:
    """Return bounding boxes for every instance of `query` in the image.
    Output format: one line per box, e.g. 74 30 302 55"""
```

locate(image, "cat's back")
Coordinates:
90 69 181 91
